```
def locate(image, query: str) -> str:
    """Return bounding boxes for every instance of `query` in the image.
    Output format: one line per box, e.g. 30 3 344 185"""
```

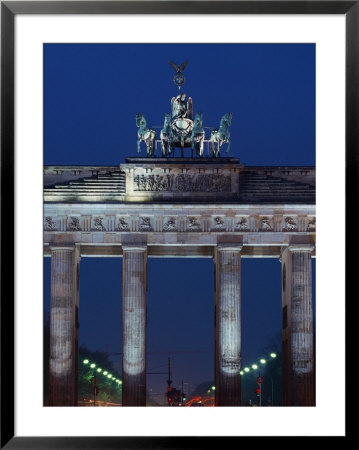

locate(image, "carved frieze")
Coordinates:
307 217 316 231
139 217 153 232
133 173 231 192
67 216 81 231
235 217 248 231
260 216 273 231
187 217 201 231
163 217 177 231
92 217 106 231
117 217 130 231
45 216 57 231
212 216 226 231
284 217 297 231
43 212 315 235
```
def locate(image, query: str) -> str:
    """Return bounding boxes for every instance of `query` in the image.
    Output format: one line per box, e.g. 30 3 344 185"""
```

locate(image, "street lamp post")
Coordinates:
92 374 98 406
269 353 277 406
270 375 274 406
239 351 278 407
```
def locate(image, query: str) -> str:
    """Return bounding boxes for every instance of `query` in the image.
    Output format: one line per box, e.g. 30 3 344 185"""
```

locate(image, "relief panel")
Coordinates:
92 216 106 231
133 173 231 193
163 217 177 232
44 216 58 231
186 216 201 231
283 216 298 232
117 216 130 231
307 216 316 231
260 216 273 231
139 216 153 232
234 216 249 231
212 216 226 231
67 216 81 231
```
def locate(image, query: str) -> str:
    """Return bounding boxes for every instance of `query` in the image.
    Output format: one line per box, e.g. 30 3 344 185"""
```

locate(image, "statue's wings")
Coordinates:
169 61 179 72
179 60 188 72
171 97 176 117
187 97 193 119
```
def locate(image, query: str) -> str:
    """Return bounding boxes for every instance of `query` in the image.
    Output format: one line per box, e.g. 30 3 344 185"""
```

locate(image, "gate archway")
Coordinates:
44 158 316 406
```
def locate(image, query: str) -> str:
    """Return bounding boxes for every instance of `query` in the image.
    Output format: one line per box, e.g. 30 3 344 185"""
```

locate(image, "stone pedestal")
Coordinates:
214 244 242 406
49 246 80 406
122 245 147 406
281 245 315 406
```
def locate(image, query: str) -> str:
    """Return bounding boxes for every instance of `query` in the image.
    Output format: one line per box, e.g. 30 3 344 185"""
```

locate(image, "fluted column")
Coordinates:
281 245 315 406
214 244 242 406
49 246 80 406
122 245 147 406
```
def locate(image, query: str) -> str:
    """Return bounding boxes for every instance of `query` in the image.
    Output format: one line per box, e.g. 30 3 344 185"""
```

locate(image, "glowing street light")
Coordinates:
260 359 266 364
83 357 122 390
244 367 250 372
270 353 277 359
252 364 258 370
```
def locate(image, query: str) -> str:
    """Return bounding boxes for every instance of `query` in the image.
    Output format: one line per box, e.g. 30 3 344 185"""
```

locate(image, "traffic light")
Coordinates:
166 387 174 405
166 388 181 406
167 392 173 405
255 388 260 396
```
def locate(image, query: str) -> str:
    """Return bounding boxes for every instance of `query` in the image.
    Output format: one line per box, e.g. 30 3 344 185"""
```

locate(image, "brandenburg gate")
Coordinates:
43 62 315 407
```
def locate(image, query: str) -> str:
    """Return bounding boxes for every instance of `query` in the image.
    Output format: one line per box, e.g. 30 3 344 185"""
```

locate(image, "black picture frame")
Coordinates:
1 1 351 447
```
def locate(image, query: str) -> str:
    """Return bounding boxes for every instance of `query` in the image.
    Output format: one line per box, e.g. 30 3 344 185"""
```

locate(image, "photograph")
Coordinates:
1 1 351 446
43 42 316 408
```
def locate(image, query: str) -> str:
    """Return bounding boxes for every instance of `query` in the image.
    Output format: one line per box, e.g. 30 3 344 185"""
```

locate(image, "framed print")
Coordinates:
1 1 352 447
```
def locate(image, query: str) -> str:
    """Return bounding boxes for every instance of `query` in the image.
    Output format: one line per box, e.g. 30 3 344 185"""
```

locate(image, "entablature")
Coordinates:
43 242 316 259
44 203 315 236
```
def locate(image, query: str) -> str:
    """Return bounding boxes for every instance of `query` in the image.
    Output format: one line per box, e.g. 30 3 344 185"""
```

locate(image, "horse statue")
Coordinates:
209 112 232 157
190 111 205 157
136 113 156 156
160 113 173 157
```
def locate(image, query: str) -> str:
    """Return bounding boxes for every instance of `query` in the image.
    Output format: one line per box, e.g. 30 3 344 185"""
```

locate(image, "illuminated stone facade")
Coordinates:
44 158 315 406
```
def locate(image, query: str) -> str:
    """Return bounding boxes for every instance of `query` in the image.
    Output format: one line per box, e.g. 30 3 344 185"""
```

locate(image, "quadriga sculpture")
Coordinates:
210 112 232 157
136 113 156 156
160 113 173 157
190 111 205 157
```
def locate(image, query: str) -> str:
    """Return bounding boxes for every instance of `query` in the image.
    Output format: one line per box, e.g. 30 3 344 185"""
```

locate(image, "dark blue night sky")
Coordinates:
43 43 315 400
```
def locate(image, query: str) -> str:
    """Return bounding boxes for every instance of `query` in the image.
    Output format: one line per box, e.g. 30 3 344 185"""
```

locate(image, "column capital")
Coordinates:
280 244 314 262
287 244 315 253
50 244 75 252
122 244 147 252
217 243 243 252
